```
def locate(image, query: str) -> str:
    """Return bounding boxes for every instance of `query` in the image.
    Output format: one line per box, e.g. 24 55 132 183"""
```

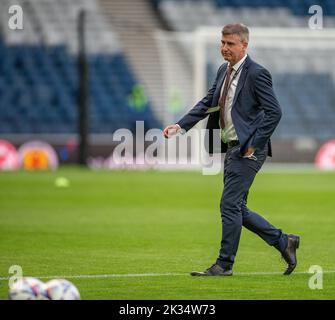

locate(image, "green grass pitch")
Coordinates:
1 167 335 300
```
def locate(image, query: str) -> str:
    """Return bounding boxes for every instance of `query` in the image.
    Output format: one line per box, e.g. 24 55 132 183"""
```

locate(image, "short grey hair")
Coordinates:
221 23 249 43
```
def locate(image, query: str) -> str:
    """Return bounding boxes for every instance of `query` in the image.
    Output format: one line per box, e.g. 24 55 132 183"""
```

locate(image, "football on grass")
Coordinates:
45 279 81 300
8 277 48 300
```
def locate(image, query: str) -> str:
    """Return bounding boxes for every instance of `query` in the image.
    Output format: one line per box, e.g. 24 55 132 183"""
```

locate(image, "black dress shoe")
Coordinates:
282 234 300 275
190 264 233 276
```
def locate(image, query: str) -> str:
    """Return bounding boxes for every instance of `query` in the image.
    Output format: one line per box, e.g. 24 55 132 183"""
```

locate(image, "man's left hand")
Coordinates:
243 147 256 157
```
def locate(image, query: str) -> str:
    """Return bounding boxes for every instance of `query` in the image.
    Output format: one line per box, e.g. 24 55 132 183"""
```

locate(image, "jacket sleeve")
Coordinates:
176 64 224 132
251 68 282 150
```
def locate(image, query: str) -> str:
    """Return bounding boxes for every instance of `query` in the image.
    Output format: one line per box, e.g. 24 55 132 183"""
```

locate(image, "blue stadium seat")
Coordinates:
157 0 335 17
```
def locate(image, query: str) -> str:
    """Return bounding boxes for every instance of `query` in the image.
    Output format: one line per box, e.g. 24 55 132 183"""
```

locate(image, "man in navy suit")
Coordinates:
163 24 299 276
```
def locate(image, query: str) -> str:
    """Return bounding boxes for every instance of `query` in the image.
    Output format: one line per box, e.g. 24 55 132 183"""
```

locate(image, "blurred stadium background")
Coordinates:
0 0 335 168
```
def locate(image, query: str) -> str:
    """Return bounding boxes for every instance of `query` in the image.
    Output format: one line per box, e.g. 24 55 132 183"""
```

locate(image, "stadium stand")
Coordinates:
0 0 161 134
157 0 335 31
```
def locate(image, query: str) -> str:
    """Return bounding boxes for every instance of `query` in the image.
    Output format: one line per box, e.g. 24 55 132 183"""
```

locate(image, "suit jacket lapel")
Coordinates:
212 64 228 106
232 56 251 108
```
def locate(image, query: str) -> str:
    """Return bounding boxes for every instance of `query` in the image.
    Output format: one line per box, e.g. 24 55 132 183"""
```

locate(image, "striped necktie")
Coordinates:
219 65 233 129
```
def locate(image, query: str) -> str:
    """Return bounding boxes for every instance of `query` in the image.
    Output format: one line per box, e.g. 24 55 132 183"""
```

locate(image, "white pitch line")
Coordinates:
0 273 184 281
1 270 335 281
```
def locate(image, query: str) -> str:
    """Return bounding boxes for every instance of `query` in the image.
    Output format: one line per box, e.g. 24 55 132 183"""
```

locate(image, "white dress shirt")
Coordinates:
220 54 248 143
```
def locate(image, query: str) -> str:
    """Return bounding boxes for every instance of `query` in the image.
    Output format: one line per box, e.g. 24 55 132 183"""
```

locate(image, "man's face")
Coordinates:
221 34 248 65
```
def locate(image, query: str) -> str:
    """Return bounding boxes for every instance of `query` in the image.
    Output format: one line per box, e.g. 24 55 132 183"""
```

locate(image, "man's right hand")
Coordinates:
163 124 181 138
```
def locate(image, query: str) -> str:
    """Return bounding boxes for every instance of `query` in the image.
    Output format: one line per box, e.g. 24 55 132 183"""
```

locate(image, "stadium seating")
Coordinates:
157 0 335 31
156 0 335 18
0 0 161 134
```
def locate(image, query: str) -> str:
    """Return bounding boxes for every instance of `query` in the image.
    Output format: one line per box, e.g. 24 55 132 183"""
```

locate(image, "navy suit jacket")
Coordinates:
176 56 282 157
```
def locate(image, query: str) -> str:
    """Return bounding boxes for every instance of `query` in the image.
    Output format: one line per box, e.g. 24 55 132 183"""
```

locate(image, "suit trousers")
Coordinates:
216 145 288 270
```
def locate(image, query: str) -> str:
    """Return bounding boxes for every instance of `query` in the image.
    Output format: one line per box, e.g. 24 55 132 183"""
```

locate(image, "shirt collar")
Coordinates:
230 54 248 72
